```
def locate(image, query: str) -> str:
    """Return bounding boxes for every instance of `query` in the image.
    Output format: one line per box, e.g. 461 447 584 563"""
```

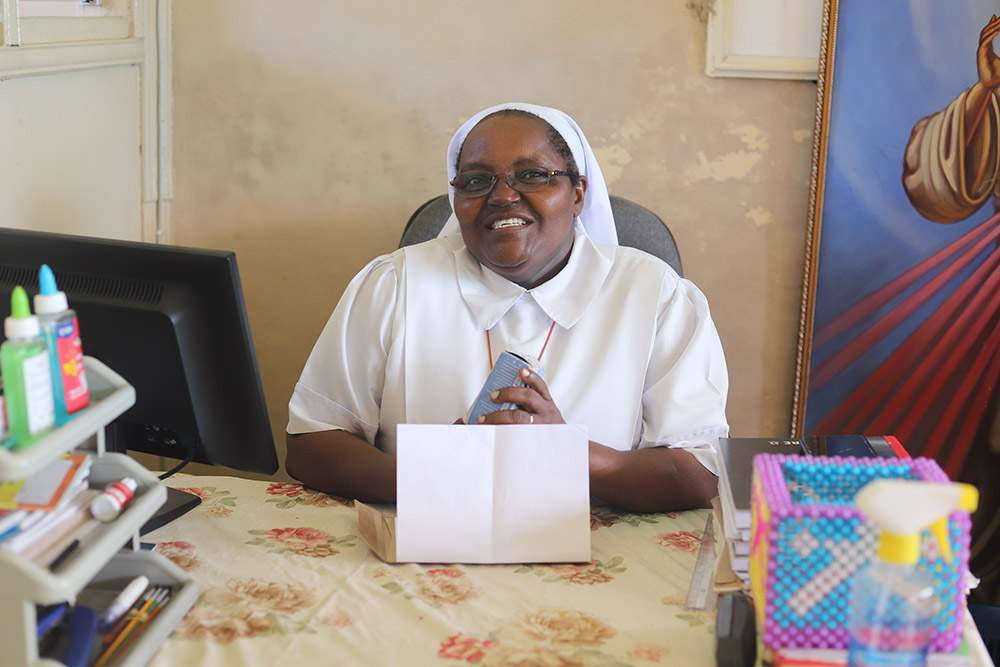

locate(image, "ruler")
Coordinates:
685 512 719 611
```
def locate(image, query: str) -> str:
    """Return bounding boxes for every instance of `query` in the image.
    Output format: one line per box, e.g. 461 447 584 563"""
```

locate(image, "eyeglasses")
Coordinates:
450 167 569 198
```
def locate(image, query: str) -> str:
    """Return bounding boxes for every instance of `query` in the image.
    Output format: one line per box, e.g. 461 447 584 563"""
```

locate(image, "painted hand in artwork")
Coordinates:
977 14 1000 91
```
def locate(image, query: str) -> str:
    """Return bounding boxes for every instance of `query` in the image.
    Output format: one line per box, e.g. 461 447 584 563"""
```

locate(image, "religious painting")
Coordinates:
794 0 1000 601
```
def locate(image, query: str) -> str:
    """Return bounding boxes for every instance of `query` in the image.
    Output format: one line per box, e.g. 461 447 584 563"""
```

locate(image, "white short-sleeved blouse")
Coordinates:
287 226 729 472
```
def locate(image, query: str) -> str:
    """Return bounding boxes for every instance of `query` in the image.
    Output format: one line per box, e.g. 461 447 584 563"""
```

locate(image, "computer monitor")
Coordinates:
0 228 278 532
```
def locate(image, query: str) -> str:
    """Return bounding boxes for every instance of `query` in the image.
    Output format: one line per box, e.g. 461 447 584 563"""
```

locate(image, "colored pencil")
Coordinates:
93 592 159 667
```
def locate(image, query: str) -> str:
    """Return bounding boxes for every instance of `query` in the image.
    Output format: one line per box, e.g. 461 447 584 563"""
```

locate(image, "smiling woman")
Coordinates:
284 103 730 513
452 111 584 289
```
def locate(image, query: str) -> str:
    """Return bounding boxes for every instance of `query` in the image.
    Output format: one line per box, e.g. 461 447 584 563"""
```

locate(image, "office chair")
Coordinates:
969 604 1000 664
398 194 683 277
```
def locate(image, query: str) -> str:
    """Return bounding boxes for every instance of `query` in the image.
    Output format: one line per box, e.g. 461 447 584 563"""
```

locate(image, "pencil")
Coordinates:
113 589 170 657
93 592 158 667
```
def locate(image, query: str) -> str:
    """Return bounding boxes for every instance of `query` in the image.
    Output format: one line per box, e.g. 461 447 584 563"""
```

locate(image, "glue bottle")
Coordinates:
91 477 138 522
34 264 89 425
848 479 979 667
1 286 55 447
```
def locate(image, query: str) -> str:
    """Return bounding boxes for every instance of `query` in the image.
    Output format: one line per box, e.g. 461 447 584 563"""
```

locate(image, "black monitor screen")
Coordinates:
0 228 278 477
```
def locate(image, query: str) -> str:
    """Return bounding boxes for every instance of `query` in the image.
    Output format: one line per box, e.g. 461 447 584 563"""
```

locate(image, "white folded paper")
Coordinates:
395 423 591 564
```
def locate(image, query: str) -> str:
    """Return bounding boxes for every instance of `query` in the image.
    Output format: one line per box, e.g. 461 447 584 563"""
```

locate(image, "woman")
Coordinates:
286 103 728 512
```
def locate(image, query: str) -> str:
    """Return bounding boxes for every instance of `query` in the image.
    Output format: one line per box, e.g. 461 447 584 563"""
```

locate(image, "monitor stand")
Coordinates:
140 487 202 535
102 423 203 534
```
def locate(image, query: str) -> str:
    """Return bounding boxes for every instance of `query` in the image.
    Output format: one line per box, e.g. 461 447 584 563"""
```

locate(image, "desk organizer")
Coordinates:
748 454 970 652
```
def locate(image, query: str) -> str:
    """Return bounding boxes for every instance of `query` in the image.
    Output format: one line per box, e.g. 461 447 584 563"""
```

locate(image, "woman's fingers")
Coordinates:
518 368 553 401
477 406 534 425
477 371 564 425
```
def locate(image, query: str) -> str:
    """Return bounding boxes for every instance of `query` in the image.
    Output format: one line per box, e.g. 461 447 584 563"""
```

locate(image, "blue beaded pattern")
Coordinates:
749 455 970 653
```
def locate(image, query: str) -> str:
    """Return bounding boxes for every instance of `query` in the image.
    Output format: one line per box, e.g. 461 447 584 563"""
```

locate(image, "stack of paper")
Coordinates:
389 423 591 564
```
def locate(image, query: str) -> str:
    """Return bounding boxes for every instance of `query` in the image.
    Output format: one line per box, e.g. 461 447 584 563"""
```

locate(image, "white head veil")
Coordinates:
437 103 618 246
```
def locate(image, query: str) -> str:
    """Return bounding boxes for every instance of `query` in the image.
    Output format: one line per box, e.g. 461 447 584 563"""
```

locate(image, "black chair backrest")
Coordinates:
969 604 1000 665
398 194 683 277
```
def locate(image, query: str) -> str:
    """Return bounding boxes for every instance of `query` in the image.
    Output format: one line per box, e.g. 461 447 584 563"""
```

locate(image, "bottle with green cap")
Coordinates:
1 286 55 448
34 264 89 425
847 479 979 667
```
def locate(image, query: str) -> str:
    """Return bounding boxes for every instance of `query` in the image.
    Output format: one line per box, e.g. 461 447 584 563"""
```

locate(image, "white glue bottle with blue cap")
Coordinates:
34 264 89 425
848 479 979 667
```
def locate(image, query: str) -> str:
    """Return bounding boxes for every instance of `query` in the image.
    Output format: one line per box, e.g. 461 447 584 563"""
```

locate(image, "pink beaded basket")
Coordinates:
748 454 971 652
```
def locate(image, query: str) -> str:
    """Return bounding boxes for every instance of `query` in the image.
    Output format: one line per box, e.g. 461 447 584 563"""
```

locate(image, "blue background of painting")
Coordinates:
806 0 1000 430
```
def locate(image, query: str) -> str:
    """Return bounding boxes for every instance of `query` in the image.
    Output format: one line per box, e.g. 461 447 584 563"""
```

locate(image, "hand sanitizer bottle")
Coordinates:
1 286 55 447
848 480 979 667
33 264 90 425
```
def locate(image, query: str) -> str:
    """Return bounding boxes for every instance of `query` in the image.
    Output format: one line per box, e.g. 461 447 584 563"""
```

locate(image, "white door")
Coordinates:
0 0 168 243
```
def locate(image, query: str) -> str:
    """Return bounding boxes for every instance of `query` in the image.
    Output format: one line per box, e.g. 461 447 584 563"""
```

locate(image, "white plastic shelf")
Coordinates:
0 356 135 482
0 356 196 667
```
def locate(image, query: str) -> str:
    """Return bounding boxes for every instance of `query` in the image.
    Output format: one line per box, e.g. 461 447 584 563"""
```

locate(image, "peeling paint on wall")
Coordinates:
683 150 762 185
744 204 774 227
793 129 812 143
593 144 633 185
685 0 714 24
727 125 769 151
683 124 769 184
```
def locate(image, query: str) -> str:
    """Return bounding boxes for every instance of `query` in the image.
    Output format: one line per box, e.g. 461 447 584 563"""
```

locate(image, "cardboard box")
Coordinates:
356 501 397 563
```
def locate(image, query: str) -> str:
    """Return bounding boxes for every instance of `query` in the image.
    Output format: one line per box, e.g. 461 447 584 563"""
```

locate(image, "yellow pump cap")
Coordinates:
959 484 979 513
857 480 980 566
878 531 920 565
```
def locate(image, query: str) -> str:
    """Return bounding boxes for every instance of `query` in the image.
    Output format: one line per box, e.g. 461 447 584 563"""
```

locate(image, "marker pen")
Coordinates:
98 575 149 630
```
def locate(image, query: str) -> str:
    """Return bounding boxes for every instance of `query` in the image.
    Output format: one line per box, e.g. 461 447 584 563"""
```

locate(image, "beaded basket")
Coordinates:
748 455 971 652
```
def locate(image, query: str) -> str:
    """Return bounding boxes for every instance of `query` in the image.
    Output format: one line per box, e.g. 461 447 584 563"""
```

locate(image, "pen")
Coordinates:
98 575 149 631
48 539 80 571
36 603 68 638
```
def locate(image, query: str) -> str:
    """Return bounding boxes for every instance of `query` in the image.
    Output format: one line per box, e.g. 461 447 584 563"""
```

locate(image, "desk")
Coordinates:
144 474 717 666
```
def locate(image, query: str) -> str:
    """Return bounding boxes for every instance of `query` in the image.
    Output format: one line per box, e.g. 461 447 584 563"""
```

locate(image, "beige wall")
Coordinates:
170 1 817 480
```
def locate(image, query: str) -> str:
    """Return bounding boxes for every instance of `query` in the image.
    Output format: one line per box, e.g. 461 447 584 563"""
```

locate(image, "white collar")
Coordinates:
449 225 614 331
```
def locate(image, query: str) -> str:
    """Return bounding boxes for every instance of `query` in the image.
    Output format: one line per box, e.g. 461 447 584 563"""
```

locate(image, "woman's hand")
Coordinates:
476 368 565 425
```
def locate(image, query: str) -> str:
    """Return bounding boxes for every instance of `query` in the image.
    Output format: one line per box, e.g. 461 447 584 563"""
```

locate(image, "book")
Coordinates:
0 453 91 511
718 437 804 537
1 488 98 554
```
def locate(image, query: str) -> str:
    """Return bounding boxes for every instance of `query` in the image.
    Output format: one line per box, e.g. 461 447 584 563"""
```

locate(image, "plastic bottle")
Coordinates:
91 477 138 522
848 479 979 667
1 286 55 448
34 264 89 425
0 373 7 447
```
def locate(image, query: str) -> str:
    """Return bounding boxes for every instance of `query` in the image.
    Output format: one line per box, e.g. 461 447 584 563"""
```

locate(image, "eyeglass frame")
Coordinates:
449 167 570 198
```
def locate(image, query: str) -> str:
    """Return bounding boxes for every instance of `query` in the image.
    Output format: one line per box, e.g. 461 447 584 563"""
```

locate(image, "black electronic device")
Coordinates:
715 592 756 667
800 434 900 458
0 228 278 532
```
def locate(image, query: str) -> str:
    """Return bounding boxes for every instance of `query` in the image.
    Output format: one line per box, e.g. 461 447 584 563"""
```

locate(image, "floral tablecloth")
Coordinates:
144 474 717 667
